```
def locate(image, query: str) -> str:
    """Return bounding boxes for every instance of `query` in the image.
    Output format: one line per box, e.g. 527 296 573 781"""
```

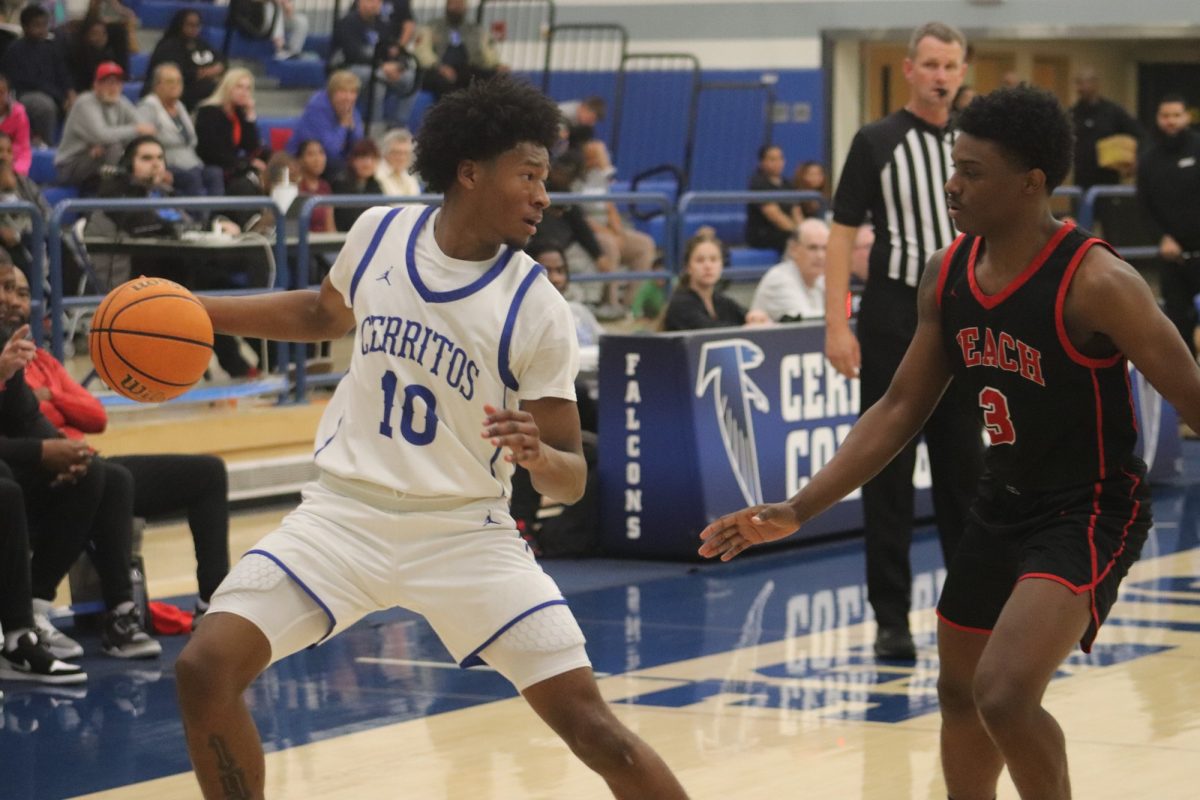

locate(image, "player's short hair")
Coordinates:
907 21 967 59
415 75 561 194
956 85 1074 192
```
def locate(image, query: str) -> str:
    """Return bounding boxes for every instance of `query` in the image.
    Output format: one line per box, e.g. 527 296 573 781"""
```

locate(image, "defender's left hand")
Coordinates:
482 404 544 465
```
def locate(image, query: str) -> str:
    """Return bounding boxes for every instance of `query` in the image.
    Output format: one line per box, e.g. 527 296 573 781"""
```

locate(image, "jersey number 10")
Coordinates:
379 371 438 445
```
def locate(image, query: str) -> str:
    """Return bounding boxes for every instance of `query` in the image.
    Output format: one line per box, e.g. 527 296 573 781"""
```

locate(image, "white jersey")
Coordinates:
314 204 579 500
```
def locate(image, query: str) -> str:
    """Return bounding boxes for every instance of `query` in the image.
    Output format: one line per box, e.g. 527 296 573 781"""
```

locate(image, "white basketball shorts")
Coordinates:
207 476 590 690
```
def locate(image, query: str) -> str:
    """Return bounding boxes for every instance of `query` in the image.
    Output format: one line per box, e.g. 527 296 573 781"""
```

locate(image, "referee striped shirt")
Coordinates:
832 109 955 290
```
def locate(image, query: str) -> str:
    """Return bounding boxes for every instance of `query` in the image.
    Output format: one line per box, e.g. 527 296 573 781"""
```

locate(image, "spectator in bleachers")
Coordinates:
1139 92 1200 356
573 139 656 313
535 243 604 350
90 0 139 54
413 0 504 101
138 62 221 197
0 257 161 661
294 139 335 233
145 9 225 111
1070 67 1142 242
375 127 420 196
330 0 417 132
558 95 605 149
745 144 802 255
791 160 827 219
527 150 615 315
195 68 266 201
0 5 75 146
332 138 383 231
662 233 771 331
0 274 89 684
0 74 31 176
66 11 129 94
0 131 50 273
290 70 363 181
90 135 252 377
4 264 232 620
269 0 309 61
54 61 154 192
750 217 829 322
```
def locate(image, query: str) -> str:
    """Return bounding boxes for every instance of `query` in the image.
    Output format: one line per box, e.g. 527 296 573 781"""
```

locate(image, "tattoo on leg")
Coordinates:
208 734 252 800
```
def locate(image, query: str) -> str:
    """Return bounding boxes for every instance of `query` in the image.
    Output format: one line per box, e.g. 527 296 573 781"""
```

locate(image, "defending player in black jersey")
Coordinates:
698 85 1200 800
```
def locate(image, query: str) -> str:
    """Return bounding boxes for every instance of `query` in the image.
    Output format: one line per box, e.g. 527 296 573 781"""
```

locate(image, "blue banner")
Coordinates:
597 323 1181 559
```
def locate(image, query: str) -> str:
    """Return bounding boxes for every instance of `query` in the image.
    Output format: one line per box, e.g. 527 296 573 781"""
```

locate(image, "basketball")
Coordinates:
89 277 214 403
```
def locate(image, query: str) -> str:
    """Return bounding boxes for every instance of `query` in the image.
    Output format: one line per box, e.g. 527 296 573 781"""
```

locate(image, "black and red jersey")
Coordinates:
936 222 1139 491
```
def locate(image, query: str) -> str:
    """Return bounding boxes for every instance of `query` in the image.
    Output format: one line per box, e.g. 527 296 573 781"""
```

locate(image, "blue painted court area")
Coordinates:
4 449 1200 798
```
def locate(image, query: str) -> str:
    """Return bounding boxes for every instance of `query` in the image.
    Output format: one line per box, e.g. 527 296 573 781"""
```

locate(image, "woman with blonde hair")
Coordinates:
289 69 362 179
194 67 266 193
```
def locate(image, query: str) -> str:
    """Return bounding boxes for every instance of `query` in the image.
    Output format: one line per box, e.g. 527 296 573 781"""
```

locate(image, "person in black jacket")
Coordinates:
0 261 160 661
144 9 225 111
331 138 384 231
1138 92 1200 354
66 12 130 94
662 232 770 331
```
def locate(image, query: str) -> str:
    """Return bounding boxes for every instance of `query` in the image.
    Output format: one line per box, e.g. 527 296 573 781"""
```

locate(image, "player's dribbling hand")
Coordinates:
482 403 544 466
0 324 35 382
698 502 801 561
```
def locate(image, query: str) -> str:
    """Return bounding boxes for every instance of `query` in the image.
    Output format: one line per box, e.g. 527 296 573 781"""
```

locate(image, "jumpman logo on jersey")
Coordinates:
377 266 393 286
483 511 501 526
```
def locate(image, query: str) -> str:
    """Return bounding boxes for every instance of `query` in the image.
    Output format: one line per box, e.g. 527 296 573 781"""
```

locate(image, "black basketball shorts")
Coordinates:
936 466 1151 653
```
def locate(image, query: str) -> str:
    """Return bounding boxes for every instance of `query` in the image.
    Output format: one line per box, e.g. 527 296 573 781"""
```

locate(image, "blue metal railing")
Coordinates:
27 185 1163 406
46 196 288 365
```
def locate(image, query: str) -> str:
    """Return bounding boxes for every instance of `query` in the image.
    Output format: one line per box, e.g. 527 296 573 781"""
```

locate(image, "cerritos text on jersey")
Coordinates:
359 313 481 400
954 326 1046 386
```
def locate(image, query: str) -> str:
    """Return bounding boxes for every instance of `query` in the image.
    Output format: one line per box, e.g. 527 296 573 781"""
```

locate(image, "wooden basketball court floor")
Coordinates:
3 458 1199 799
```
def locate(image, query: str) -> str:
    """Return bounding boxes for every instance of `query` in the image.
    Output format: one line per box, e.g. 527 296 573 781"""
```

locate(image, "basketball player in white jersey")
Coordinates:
175 76 689 799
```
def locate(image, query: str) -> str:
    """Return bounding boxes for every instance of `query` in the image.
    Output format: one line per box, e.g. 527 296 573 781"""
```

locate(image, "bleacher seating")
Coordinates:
30 149 57 185
138 0 227 29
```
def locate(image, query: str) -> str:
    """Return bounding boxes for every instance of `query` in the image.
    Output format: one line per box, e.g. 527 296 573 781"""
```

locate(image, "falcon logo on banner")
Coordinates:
695 339 769 506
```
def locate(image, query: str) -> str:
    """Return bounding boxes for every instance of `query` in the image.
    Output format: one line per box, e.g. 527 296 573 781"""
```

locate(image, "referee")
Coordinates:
823 21 983 660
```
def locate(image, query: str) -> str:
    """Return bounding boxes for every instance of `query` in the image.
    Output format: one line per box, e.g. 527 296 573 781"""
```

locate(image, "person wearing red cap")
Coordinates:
53 60 155 191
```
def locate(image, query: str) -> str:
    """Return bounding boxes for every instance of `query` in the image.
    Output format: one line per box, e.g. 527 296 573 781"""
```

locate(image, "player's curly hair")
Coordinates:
415 75 562 194
956 85 1074 192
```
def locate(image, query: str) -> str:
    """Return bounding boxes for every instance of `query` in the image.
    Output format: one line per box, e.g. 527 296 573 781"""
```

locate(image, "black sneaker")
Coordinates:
0 631 88 684
873 626 917 662
102 608 162 659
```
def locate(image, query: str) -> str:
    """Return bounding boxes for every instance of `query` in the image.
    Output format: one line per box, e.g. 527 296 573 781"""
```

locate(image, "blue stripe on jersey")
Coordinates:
313 415 344 458
497 263 547 391
349 207 405 304
245 549 337 645
458 598 569 668
405 206 516 302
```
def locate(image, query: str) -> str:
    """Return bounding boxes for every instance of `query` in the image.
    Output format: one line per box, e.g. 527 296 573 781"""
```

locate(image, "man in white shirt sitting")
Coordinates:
750 217 829 322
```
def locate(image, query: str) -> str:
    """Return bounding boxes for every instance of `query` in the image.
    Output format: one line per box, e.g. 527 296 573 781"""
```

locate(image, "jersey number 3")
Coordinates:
379 371 437 445
979 386 1016 445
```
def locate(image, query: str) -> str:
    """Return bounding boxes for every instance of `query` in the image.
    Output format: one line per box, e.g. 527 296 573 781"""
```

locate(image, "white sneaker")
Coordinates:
31 599 84 660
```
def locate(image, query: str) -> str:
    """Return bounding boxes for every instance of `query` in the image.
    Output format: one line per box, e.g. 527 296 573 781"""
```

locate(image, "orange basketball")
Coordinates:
89 277 214 403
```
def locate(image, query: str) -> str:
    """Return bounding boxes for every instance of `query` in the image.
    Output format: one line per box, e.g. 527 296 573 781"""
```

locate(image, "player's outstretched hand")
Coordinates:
482 403 544 466
0 324 34 382
698 502 801 561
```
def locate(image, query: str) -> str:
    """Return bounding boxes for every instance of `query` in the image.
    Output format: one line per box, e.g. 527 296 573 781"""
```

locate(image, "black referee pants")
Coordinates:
858 320 983 632
1158 256 1200 357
